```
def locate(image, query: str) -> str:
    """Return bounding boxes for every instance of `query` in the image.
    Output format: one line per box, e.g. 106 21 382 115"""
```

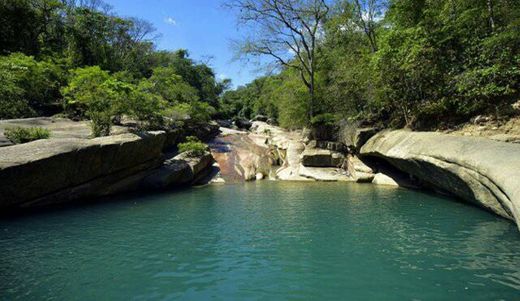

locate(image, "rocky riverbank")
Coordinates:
210 121 520 230
209 121 380 183
0 118 219 210
360 130 520 228
2 117 519 230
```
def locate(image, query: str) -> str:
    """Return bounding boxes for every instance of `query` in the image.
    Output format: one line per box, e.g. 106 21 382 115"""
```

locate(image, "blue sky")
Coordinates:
104 0 263 87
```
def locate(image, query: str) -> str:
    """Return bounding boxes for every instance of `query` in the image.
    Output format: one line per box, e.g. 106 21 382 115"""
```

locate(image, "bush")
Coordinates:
310 113 338 126
89 111 112 137
178 136 208 157
4 127 51 144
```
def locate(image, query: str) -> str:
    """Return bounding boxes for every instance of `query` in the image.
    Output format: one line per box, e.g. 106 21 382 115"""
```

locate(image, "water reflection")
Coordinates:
1 182 519 300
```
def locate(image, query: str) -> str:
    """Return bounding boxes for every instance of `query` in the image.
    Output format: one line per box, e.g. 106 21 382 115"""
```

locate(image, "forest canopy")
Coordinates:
221 0 520 130
0 0 229 135
1 0 519 132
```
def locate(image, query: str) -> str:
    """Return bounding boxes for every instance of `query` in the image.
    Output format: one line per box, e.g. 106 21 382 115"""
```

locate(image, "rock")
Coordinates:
216 119 233 128
489 134 520 144
351 156 374 174
301 148 344 167
143 158 192 189
361 130 520 228
251 115 268 122
143 151 214 188
372 173 399 186
0 131 166 209
346 128 379 152
234 119 252 130
276 141 309 181
256 173 264 180
266 118 277 125
0 117 130 145
184 121 220 142
211 177 226 184
307 140 348 153
355 172 375 183
472 115 491 125
299 165 352 182
512 100 520 111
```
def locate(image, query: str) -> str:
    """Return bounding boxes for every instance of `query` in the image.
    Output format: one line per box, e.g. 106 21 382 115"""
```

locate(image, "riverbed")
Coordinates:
1 182 519 300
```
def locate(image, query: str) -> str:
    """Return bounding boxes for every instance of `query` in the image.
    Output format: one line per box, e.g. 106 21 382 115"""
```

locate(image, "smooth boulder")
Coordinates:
361 130 520 228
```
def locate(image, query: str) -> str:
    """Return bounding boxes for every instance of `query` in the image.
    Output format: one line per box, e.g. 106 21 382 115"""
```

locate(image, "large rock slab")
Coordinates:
361 130 520 228
0 132 166 209
143 152 214 189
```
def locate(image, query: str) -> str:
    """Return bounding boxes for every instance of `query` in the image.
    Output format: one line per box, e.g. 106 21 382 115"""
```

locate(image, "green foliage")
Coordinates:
62 66 111 117
0 53 65 119
178 136 208 157
4 127 51 144
147 66 200 104
221 0 520 130
217 69 309 129
89 111 112 137
311 113 338 127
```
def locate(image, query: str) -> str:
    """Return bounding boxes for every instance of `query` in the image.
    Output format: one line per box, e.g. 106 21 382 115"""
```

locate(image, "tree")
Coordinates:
227 0 329 119
350 0 386 52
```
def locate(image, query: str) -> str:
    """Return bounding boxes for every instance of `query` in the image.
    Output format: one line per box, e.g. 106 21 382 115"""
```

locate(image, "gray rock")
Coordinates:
143 152 214 188
0 132 166 208
372 173 399 186
355 172 375 183
299 165 352 182
301 148 344 167
348 128 378 152
307 140 348 153
361 130 520 229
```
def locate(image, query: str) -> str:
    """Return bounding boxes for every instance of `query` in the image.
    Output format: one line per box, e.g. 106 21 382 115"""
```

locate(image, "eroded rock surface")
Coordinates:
0 132 165 208
0 119 220 210
361 130 520 227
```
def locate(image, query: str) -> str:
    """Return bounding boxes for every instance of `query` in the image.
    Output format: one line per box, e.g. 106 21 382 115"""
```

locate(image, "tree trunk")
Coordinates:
487 0 496 32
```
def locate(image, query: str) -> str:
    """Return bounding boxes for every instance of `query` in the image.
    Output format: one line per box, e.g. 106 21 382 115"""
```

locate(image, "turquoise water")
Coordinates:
1 182 520 300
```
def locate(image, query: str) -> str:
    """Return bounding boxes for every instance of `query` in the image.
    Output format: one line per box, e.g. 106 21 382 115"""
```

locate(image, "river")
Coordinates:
1 182 519 300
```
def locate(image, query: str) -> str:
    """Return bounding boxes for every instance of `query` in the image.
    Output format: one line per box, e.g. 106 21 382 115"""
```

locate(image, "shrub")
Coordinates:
178 136 208 157
311 113 338 126
4 127 51 144
61 66 112 118
89 111 112 137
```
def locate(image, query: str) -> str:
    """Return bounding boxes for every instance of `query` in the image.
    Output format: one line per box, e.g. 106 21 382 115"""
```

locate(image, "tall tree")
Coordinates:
227 0 329 119
351 0 386 52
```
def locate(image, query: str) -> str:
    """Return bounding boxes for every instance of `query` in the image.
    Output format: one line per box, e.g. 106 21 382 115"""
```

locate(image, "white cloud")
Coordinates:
217 73 228 80
164 17 177 26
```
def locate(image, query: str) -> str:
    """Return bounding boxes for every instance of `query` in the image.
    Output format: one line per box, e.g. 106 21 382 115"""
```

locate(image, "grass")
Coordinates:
4 127 51 144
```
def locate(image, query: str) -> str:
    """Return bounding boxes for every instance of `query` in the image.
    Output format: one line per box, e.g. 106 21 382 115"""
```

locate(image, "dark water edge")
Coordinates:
1 182 519 300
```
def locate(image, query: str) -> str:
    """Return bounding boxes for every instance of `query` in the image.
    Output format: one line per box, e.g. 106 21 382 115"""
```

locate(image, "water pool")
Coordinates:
1 182 519 300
